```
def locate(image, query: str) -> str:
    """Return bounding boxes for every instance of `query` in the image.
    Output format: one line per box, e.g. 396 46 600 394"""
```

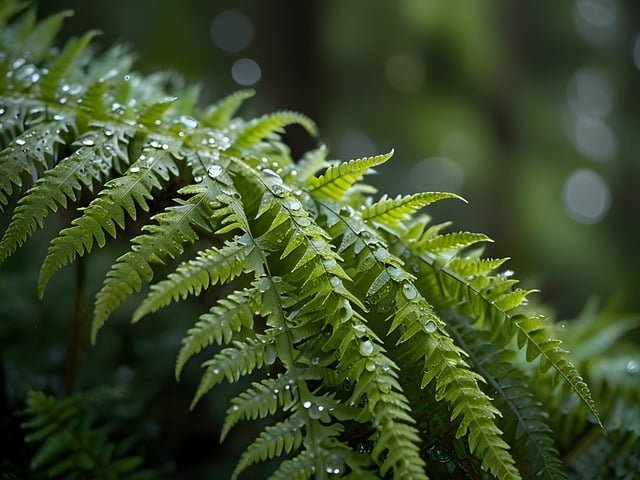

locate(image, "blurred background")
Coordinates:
37 0 640 317
3 1 639 477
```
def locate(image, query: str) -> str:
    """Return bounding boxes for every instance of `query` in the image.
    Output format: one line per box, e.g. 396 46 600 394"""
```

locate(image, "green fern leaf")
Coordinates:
225 110 317 156
419 231 493 253
307 150 393 201
191 337 269 409
38 139 181 298
22 388 154 480
221 373 296 441
266 450 315 480
92 178 225 341
39 31 98 101
0 126 133 264
363 191 464 227
202 88 255 128
137 97 177 129
133 236 257 322
0 118 69 208
175 287 258 379
21 9 73 63
231 413 305 479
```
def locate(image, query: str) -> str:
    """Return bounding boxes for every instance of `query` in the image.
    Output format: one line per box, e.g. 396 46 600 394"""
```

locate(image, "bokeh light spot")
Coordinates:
572 117 617 161
572 0 619 45
231 58 261 86
211 10 254 53
563 168 611 224
567 68 614 118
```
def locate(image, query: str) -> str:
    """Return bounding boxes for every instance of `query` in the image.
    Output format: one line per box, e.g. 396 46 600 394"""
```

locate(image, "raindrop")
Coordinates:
325 453 345 476
129 166 141 173
103 128 114 137
231 405 239 411
212 368 220 375
178 115 198 129
342 378 353 391
15 138 25 146
329 276 342 288
302 400 312 409
337 300 353 323
428 442 452 463
339 205 355 217
285 198 302 211
81 138 95 146
626 360 639 374
312 357 320 365
359 339 374 356
309 404 325 420
402 283 418 300
365 360 376 372
231 58 261 87
424 320 437 333
208 165 223 178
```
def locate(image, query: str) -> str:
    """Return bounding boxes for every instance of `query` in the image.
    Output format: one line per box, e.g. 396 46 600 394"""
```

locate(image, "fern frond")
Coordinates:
363 191 464 227
91 177 224 341
221 373 296 441
38 139 181 297
232 413 306 480
0 125 133 264
203 88 255 128
225 110 317 156
21 389 154 480
175 287 259 379
448 316 565 480
266 450 315 480
133 236 257 322
21 8 73 63
191 336 270 409
39 30 98 101
307 150 393 201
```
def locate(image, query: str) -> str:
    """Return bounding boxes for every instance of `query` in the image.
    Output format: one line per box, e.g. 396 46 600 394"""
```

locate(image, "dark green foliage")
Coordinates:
21 387 154 480
3 2 634 479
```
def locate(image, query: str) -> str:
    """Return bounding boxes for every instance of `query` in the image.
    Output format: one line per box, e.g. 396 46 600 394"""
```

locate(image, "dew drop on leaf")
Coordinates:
365 360 376 372
359 339 374 356
342 378 352 391
402 283 418 300
15 138 25 146
627 360 639 374
302 400 312 409
325 453 345 476
129 166 140 173
81 138 95 146
208 165 223 178
428 442 452 463
424 320 437 333
338 300 353 323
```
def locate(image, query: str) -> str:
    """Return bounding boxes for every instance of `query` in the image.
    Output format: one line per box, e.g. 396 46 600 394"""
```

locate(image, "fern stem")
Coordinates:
64 256 86 395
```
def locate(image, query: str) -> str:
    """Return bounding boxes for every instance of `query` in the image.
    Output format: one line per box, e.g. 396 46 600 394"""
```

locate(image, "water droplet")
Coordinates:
323 325 333 337
353 324 366 334
212 368 220 375
428 442 452 463
402 283 418 300
424 320 437 333
262 168 283 185
81 138 95 146
309 404 325 420
231 405 239 411
325 453 345 476
359 339 374 356
208 165 223 178
339 205 355 217
273 388 280 394
103 128 114 136
302 400 312 409
626 360 639 374
15 138 25 146
312 357 320 365
338 300 353 323
365 360 376 372
285 198 302 211
129 166 141 173
178 115 198 129
329 276 342 288
342 378 353 391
